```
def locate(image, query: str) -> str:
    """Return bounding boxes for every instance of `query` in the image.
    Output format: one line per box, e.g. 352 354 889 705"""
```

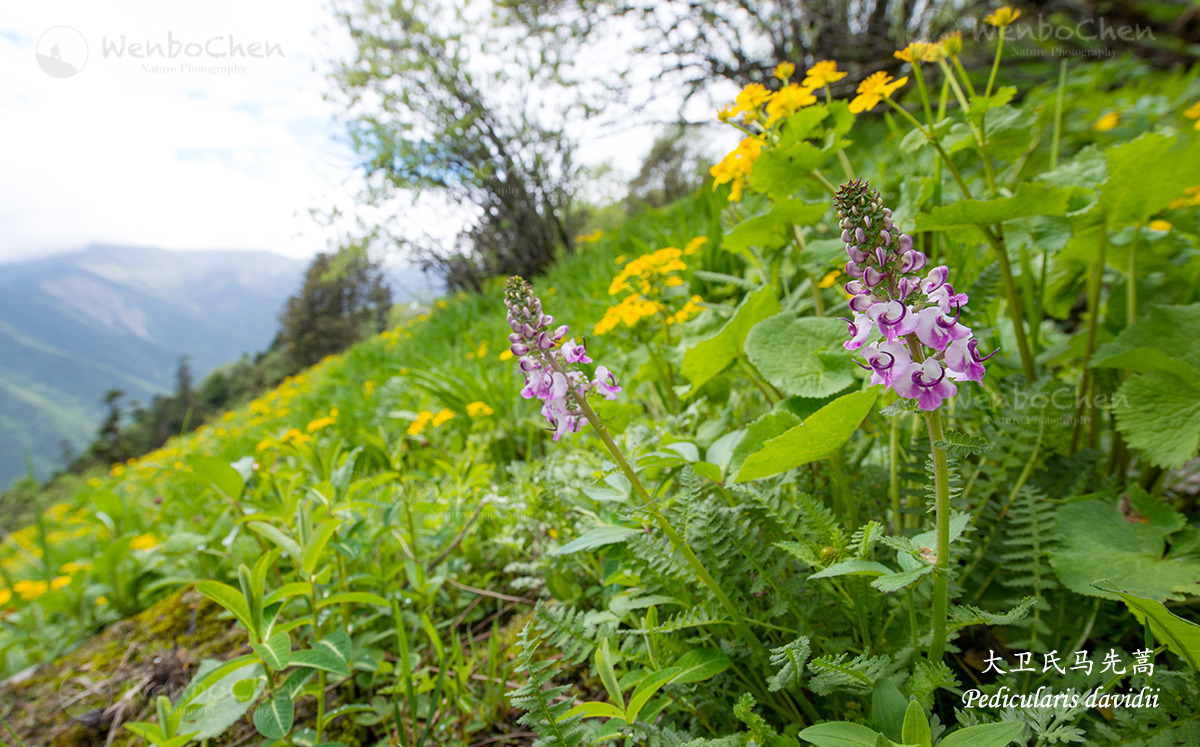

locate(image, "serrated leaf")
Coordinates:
1111 372 1200 470
252 690 294 739
681 286 780 394
749 141 830 200
870 565 933 593
1101 132 1200 226
744 314 858 398
1094 580 1200 671
736 388 879 482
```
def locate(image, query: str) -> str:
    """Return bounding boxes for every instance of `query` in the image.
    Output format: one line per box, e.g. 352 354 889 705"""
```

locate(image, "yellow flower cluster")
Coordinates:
576 229 605 244
1186 101 1200 131
466 402 495 417
1170 186 1200 210
408 408 455 436
596 241 705 335
1093 112 1120 132
709 136 765 202
984 6 1021 28
849 71 909 113
306 407 338 433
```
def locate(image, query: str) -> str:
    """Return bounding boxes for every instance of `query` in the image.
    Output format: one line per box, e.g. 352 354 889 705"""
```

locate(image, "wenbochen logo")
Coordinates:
36 26 89 78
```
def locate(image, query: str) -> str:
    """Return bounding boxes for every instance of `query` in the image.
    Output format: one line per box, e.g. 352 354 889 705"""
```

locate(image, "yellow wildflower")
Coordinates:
895 41 937 63
940 31 963 57
818 270 842 289
87 477 102 488
1149 220 1173 232
466 402 495 417
129 533 159 551
773 61 795 81
716 105 737 122
475 341 488 359
51 576 70 591
0 589 10 606
364 380 375 397
709 136 765 202
407 411 434 436
765 83 818 127
576 229 605 244
306 414 337 433
110 463 126 478
734 83 772 121
802 60 847 89
849 72 908 114
1186 101 1200 130
984 6 1021 28
1170 186 1200 210
14 580 48 600
1092 112 1120 132
280 428 311 445
431 409 456 427
683 237 707 256
499 349 514 361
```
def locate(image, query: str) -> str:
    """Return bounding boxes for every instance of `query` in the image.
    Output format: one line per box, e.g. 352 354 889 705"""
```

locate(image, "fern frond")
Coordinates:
807 651 893 695
767 636 812 693
507 624 588 747
533 601 615 665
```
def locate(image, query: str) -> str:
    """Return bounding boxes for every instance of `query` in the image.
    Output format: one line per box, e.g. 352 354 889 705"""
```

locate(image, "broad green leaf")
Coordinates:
560 701 626 721
798 721 884 746
1111 372 1200 470
252 690 294 739
264 582 313 607
318 591 390 608
914 182 1069 230
195 580 256 635
736 388 879 482
595 639 624 707
681 286 780 394
669 648 732 684
1092 303 1200 380
1052 492 1200 602
248 522 302 560
727 407 801 480
901 700 930 747
301 519 342 577
744 315 858 398
1093 580 1200 671
808 560 893 580
251 631 291 671
871 565 933 593
553 525 637 556
185 455 244 501
938 721 1025 747
315 631 353 667
177 660 264 739
1100 132 1200 226
626 666 681 724
870 679 907 743
723 199 827 254
290 648 351 677
168 654 257 731
232 677 260 703
749 142 830 200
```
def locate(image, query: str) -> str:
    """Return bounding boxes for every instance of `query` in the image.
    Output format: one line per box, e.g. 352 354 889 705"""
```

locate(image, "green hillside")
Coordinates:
3 52 1200 747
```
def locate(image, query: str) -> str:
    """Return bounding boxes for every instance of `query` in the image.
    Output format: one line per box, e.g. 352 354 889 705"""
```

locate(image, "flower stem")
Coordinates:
923 406 952 663
985 30 1005 99
571 392 767 657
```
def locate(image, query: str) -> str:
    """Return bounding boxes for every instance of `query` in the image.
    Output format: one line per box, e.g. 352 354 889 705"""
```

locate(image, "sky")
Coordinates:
0 1 734 267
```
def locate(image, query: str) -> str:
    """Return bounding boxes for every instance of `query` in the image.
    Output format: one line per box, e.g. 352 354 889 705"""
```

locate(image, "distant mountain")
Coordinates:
0 244 306 487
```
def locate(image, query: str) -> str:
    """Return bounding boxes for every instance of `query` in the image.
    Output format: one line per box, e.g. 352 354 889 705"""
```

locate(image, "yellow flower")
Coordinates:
1171 185 1200 210
683 237 707 256
475 341 488 359
802 60 847 89
940 31 964 57
431 408 455 427
716 105 737 122
110 463 126 478
1186 101 1200 130
895 42 937 63
1149 220 1172 232
129 533 159 551
364 380 375 397
709 136 765 202
734 83 772 121
436 300 448 309
818 270 842 289
575 229 605 244
306 415 337 433
984 6 1021 28
773 61 795 81
499 349 514 361
96 595 108 605
1092 112 1120 132
14 580 48 600
407 411 434 436
280 428 311 445
466 401 495 417
849 72 908 114
51 576 71 591
765 83 818 127
87 477 102 488
60 561 91 574
0 589 10 606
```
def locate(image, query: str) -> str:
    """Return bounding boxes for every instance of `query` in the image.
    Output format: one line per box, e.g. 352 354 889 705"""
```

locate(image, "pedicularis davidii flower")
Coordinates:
504 276 622 440
835 180 993 411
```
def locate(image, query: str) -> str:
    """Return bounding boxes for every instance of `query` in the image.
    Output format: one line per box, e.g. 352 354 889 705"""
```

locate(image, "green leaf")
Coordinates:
1052 493 1200 602
723 200 828 254
185 455 245 501
290 648 351 677
595 639 624 707
264 582 313 607
736 388 879 482
195 580 256 636
301 519 342 578
1093 580 1200 671
681 286 780 394
870 565 933 593
808 560 893 580
1100 132 1200 226
232 677 260 703
1092 303 1200 380
938 721 1025 747
248 522 302 560
727 407 801 480
318 591 390 608
560 701 626 721
870 679 907 743
798 721 884 746
252 690 294 739
1112 372 1200 470
315 631 353 668
749 142 830 200
626 666 681 724
553 525 637 556
914 182 1070 230
251 631 291 671
901 700 930 747
177 660 264 739
669 648 732 684
744 315 858 398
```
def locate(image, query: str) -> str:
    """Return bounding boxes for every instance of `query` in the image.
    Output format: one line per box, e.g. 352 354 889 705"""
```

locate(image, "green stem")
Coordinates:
1128 226 1140 326
912 62 935 129
951 56 976 98
1050 60 1068 170
923 406 952 663
810 169 839 196
571 388 767 657
889 413 902 533
1072 224 1107 452
311 583 327 743
792 225 825 316
985 30 1005 99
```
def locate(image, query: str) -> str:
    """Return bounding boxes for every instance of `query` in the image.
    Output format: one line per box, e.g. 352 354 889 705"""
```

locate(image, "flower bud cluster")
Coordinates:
504 276 622 440
834 180 993 411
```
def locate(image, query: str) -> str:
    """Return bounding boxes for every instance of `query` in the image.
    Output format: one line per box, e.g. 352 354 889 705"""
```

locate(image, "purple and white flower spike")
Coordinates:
504 276 622 439
833 180 993 411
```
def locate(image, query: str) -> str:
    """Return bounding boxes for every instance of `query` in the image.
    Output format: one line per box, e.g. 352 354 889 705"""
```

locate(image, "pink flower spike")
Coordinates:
842 313 876 350
593 365 622 400
561 338 592 364
893 359 958 411
921 266 950 294
866 300 917 342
